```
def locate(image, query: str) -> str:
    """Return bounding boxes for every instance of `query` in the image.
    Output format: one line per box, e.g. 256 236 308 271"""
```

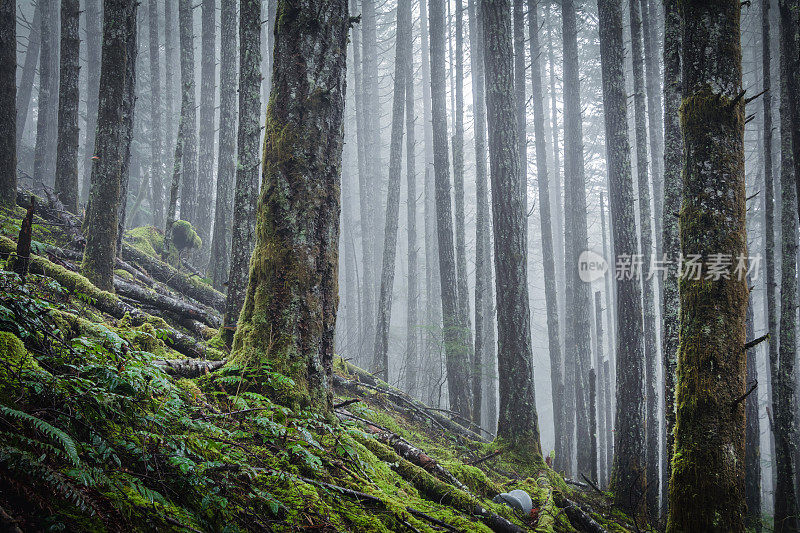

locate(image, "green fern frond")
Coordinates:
0 405 80 466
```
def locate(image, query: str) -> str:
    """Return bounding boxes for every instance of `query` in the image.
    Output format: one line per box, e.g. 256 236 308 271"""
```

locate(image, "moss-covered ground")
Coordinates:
0 200 643 532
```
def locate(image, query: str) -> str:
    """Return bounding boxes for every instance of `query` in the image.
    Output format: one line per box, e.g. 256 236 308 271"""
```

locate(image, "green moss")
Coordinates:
442 460 503 498
0 332 47 402
125 226 165 258
170 220 202 252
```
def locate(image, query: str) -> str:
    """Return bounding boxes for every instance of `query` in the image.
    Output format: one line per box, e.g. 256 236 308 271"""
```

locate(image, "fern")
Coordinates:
0 405 80 466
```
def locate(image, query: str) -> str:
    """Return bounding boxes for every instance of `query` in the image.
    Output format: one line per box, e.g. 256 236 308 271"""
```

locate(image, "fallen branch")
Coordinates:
580 473 605 496
404 507 458 532
333 398 361 409
466 450 502 466
154 359 225 378
114 278 221 328
744 333 769 351
554 492 607 533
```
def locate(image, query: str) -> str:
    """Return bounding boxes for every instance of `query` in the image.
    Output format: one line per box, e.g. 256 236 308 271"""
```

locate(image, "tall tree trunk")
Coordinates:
600 194 614 476
745 282 762 532
221 0 260 346
603 357 613 488
0 0 15 208
147 0 165 229
597 0 646 517
81 0 138 292
81 0 101 203
360 0 379 368
230 0 348 411
405 36 419 397
164 0 177 155
452 0 474 412
430 0 472 420
513 0 526 230
33 0 56 187
528 0 564 471
594 290 607 487
209 0 238 292
482 0 542 457
778 1 800 217
774 35 799 533
372 0 411 382
16 1 40 149
54 0 80 214
660 0 681 519
468 0 486 426
177 0 197 226
562 0 592 476
667 1 747 530
628 0 659 519
196 0 216 262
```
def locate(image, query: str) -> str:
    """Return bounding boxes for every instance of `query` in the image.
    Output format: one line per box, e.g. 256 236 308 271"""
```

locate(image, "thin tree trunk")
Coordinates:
600 194 614 473
0 0 15 208
81 0 138 292
164 0 177 154
513 0 526 230
209 0 237 292
667 1 747 529
372 0 410 382
221 0 260 346
529 0 564 472
589 367 598 483
774 34 799 533
229 0 348 411
660 0 680 517
594 290 606 488
745 280 762 532
54 0 80 214
562 0 593 477
196 0 216 261
778 1 800 220
628 0 659 519
430 0 472 420
482 0 542 456
597 0 646 517
177 0 197 226
603 357 613 489
16 1 40 149
405 33 419 397
80 0 101 203
146 0 165 228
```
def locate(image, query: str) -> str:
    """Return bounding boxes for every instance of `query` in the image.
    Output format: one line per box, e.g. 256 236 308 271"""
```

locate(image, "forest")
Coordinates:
0 0 798 531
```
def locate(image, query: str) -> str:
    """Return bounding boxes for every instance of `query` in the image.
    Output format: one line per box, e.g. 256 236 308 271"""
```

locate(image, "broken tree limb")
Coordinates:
466 450 502 466
121 243 226 312
114 278 221 328
154 359 226 378
12 196 35 281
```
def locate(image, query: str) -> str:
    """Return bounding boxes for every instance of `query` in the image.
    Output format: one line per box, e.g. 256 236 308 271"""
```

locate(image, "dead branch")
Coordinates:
465 450 502 466
154 359 225 378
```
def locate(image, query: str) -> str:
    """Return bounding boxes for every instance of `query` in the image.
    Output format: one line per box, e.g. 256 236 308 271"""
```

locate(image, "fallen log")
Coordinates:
114 278 221 328
121 243 225 312
553 492 607 533
155 359 225 378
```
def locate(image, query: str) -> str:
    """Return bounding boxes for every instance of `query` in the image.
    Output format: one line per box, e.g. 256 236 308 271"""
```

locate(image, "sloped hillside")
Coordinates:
0 193 639 532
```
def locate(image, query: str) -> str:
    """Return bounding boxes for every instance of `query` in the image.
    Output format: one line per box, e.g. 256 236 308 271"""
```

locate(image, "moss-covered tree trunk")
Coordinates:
230 0 348 410
778 0 800 221
146 0 165 229
53 0 80 214
597 0 646 518
221 0 260 346
0 0 16 209
627 0 659 520
372 0 410 381
209 0 238 292
481 0 542 457
528 0 564 471
660 0 681 518
81 0 138 291
430 0 472 421
773 36 799 533
667 1 747 530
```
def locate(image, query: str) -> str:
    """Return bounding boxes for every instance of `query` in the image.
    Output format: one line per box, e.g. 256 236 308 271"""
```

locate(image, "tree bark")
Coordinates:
660 0 681 519
54 0 80 215
221 0 260 346
430 0 472 421
81 0 138 292
594 291 606 487
230 0 348 411
667 1 747 530
774 33 799 533
81 0 102 203
405 27 419 398
482 0 542 456
513 0 526 228
0 0 15 208
209 0 238 292
33 0 57 188
529 0 564 468
597 0 646 518
373 0 411 382
627 0 659 519
778 0 800 225
745 281 762 531
16 0 40 149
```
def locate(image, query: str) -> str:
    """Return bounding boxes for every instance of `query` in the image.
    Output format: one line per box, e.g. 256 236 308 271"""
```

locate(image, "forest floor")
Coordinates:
0 189 644 532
